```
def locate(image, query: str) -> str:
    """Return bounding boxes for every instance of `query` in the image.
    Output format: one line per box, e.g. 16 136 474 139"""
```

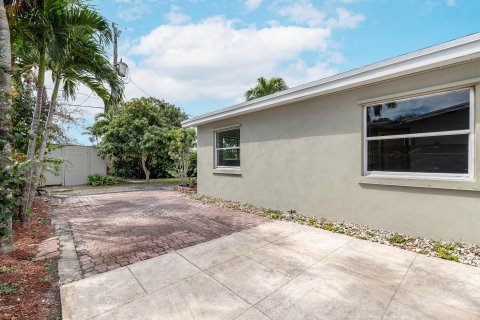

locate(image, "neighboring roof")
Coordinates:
182 33 480 128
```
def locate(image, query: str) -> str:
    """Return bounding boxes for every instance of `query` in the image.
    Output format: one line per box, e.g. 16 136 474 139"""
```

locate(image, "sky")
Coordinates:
55 0 480 145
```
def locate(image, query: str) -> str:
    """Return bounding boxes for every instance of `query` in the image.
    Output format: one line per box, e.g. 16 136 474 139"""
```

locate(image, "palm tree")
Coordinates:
245 77 288 101
83 112 113 145
0 0 15 253
26 35 123 208
7 0 112 221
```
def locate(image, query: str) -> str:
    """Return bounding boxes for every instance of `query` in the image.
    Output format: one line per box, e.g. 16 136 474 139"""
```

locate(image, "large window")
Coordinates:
364 88 473 179
215 127 240 168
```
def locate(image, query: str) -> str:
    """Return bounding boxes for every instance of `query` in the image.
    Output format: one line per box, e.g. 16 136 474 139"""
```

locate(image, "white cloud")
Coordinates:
278 0 364 29
117 3 149 21
166 5 191 25
245 0 263 11
124 16 335 104
329 8 364 29
278 0 326 27
447 0 456 6
116 0 162 21
283 59 337 87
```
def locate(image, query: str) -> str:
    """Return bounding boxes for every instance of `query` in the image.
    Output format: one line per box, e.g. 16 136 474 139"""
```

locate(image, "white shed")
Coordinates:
43 145 107 186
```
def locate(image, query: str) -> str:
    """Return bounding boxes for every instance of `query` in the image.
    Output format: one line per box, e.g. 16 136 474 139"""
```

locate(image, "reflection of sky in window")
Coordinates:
367 89 469 122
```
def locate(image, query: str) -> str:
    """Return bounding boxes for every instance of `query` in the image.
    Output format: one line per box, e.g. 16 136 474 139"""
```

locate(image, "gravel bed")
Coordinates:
189 194 480 267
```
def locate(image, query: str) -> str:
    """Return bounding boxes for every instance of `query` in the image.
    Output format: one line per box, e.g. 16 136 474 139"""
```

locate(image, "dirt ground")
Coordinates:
0 198 61 320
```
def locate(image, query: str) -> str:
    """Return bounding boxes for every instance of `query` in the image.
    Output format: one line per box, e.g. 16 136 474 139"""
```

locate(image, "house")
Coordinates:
182 34 480 244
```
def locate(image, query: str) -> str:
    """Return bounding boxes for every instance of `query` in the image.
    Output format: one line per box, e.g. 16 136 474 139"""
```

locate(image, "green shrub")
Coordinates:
434 242 460 262
388 234 407 245
0 266 17 274
0 282 18 295
87 174 122 186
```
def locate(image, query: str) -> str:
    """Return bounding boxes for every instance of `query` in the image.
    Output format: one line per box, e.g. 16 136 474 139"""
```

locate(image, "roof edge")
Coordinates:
182 33 480 128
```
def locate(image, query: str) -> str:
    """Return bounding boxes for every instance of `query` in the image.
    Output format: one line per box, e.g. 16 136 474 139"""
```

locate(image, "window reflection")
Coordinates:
368 135 469 174
367 89 470 137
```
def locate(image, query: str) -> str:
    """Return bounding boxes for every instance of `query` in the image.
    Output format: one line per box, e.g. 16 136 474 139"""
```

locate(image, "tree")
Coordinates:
97 98 187 182
26 32 123 209
0 0 15 252
82 111 115 145
168 128 196 186
245 77 288 101
7 0 112 221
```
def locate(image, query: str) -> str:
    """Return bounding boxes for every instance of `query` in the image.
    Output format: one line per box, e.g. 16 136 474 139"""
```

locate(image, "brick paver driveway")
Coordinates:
59 189 268 277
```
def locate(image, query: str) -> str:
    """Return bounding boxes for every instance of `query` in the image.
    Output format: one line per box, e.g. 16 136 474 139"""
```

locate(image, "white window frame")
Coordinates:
214 126 240 169
363 87 475 181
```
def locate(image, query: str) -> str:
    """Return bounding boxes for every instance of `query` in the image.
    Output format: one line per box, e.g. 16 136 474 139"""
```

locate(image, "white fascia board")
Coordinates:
182 33 480 128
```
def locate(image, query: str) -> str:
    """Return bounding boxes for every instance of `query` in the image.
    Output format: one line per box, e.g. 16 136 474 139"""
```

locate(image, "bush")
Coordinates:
87 174 122 186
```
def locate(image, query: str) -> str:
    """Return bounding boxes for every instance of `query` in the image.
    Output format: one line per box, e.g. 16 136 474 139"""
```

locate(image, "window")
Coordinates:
215 127 240 167
364 88 473 179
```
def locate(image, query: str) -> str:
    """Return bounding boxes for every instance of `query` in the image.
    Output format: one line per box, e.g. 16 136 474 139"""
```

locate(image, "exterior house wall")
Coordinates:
196 59 480 244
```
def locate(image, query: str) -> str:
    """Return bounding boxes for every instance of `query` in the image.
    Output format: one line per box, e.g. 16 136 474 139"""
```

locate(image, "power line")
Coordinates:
45 88 103 100
78 91 94 107
60 103 104 109
129 78 153 98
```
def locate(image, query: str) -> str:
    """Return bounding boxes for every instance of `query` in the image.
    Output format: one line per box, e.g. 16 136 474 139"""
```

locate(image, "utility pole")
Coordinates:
112 22 121 69
112 22 121 114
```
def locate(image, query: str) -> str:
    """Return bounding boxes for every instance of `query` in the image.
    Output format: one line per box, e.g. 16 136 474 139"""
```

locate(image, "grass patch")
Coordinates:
87 174 122 186
0 266 18 274
37 217 50 225
0 282 19 295
149 178 183 185
387 234 407 245
435 242 460 262
43 260 59 282
323 222 340 233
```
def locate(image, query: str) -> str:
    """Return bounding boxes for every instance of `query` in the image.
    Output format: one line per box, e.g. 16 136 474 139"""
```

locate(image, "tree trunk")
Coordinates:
181 154 189 186
0 1 15 253
21 46 47 223
27 74 61 208
141 153 150 183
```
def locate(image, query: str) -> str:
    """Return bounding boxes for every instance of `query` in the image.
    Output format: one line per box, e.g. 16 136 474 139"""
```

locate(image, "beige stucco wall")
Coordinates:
196 59 480 244
43 146 107 186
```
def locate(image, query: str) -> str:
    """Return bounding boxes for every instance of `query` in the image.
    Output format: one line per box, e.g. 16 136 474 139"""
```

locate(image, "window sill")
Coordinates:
213 167 242 175
358 175 480 192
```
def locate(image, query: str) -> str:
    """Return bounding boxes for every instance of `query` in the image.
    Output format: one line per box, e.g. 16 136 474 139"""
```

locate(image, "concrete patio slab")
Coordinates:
256 261 396 319
345 238 417 266
246 243 316 277
92 273 250 320
402 261 480 316
61 267 146 320
325 244 411 286
128 252 201 293
412 253 480 284
273 228 350 260
61 220 480 320
177 232 269 270
383 289 480 320
240 220 306 243
206 255 291 304
235 308 270 320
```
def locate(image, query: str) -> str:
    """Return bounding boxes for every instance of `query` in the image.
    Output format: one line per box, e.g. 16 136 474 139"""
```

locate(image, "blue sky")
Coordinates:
66 0 479 144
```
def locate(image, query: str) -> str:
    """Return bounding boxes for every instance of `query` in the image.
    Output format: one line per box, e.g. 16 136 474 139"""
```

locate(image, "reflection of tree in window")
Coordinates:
222 137 239 148
365 89 471 175
222 149 239 160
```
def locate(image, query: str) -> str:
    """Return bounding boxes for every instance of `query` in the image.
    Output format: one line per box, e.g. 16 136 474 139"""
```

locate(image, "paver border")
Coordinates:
51 198 83 285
